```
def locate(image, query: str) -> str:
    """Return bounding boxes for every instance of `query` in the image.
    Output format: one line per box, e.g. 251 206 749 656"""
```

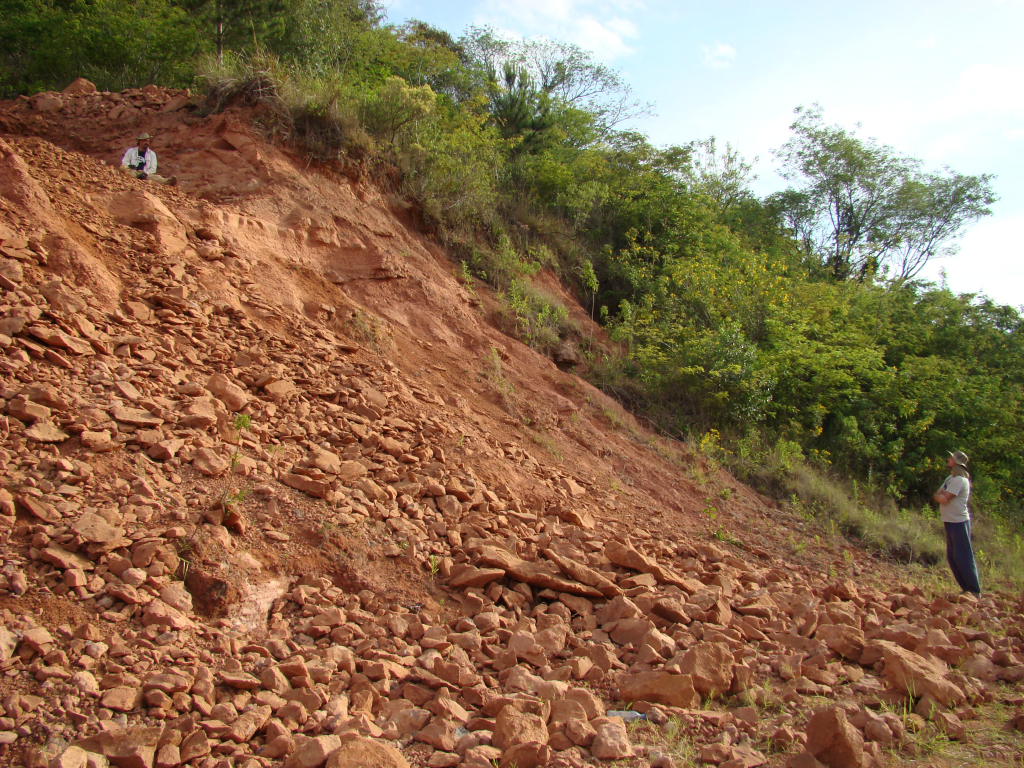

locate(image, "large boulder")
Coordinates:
106 191 188 255
617 671 699 708
326 734 409 768
284 736 342 768
674 642 734 697
205 373 249 412
881 642 965 707
815 624 865 661
492 705 548 753
805 708 863 768
591 720 634 760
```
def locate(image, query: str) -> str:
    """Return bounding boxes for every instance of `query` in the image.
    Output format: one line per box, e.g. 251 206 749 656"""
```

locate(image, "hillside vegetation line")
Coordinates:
3 0 1021 565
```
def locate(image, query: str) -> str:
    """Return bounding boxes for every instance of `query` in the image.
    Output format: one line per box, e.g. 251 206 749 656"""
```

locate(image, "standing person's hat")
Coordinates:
137 133 151 141
949 450 969 466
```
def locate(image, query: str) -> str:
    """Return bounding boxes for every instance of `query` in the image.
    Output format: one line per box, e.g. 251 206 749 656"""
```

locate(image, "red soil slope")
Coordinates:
0 81 1020 768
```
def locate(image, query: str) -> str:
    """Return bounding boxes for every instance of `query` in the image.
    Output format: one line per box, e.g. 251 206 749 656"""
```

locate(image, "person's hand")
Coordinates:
137 172 148 180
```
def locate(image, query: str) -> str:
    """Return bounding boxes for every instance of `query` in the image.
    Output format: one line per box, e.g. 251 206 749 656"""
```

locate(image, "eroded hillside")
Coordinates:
0 81 1021 768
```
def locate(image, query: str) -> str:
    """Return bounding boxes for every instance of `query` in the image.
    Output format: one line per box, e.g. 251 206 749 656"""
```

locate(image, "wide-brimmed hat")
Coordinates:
949 450 969 466
137 133 152 141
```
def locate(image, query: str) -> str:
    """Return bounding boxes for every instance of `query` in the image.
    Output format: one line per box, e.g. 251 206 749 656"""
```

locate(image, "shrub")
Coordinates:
399 106 505 238
496 278 573 355
197 51 373 161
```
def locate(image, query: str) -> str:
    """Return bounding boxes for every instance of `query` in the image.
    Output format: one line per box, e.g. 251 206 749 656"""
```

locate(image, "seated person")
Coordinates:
120 133 176 186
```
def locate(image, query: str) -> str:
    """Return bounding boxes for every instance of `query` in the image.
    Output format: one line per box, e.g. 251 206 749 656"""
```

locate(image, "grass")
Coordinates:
629 717 700 767
496 277 575 356
531 432 562 459
345 310 393 356
482 347 514 397
739 681 784 716
455 261 476 295
198 51 374 161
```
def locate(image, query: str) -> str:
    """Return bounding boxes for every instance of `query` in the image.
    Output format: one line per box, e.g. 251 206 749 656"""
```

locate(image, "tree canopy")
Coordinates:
772 105 997 281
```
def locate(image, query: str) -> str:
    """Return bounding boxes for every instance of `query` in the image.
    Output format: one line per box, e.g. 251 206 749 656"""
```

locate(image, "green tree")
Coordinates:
460 26 652 128
180 0 289 62
486 64 558 156
0 0 201 95
684 137 757 212
772 105 997 281
272 0 389 79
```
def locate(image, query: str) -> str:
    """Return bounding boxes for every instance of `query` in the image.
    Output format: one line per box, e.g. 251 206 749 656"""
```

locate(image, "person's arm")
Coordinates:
934 476 963 505
120 148 134 168
144 151 158 175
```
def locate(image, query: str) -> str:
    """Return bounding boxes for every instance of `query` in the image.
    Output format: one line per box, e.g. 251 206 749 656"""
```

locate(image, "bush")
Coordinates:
496 278 573 355
400 106 505 238
360 76 435 146
198 52 373 161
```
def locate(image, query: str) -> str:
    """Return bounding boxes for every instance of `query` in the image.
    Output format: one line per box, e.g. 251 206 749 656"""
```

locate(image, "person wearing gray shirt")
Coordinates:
933 450 981 597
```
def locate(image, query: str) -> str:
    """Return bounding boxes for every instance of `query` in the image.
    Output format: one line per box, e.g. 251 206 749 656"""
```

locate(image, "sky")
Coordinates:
385 0 1024 307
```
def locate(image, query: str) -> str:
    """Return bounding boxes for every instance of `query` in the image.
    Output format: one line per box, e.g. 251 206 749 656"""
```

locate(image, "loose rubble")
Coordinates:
0 81 1021 768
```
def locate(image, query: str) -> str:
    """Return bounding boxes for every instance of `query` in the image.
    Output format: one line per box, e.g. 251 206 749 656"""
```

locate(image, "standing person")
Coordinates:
933 450 981 597
120 133 176 186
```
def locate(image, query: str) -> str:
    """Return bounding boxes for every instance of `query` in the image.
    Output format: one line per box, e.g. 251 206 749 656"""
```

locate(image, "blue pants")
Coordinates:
944 520 981 595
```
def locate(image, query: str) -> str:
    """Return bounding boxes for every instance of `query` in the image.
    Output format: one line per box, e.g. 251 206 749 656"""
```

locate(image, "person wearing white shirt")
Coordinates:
933 450 981 597
120 133 176 186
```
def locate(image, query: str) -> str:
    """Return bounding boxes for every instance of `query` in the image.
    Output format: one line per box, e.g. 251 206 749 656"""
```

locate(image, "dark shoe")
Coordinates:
168 176 178 187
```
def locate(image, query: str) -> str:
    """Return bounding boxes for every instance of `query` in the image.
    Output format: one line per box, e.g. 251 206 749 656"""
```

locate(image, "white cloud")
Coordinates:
947 64 1024 117
1005 126 1024 140
701 41 736 69
924 131 969 158
473 0 642 60
919 213 1024 307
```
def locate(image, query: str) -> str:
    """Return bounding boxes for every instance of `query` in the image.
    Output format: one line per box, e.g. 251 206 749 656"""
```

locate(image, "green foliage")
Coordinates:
481 347 513 396
772 104 997 281
181 0 288 61
198 51 373 159
399 104 504 236
0 0 200 96
497 278 572 354
360 76 435 146
344 309 392 354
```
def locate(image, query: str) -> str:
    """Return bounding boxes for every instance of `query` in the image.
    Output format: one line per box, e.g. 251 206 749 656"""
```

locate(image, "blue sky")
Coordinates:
386 0 1024 307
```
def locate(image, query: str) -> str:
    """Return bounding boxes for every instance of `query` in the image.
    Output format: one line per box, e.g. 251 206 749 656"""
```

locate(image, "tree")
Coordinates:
181 0 291 62
685 137 757 211
0 0 200 95
273 0 389 78
772 105 997 281
391 21 469 100
486 64 558 156
460 26 652 129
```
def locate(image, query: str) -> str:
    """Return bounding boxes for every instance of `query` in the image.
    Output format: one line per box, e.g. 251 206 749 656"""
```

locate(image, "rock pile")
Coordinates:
0 88 1021 768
